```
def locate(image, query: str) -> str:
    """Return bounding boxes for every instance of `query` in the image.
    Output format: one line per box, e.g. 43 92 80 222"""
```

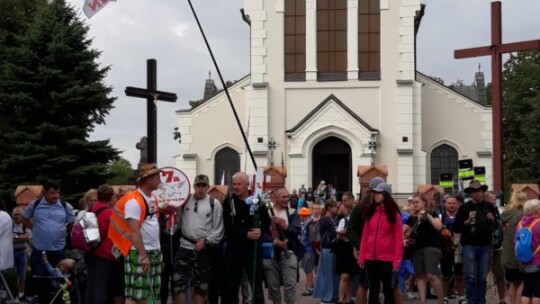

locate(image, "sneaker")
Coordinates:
302 288 313 296
405 292 417 300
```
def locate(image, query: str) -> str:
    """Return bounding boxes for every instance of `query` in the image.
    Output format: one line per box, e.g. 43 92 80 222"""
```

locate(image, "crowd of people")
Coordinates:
0 165 540 304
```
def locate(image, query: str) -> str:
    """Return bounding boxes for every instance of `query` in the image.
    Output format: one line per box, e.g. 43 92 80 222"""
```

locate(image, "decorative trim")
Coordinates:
476 151 492 157
253 150 268 156
396 79 414 86
286 94 379 133
317 72 348 81
397 148 414 155
284 73 306 82
252 82 269 89
358 71 381 80
182 154 197 159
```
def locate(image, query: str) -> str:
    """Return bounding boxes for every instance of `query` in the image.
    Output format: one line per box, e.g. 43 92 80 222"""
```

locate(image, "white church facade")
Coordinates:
175 0 493 198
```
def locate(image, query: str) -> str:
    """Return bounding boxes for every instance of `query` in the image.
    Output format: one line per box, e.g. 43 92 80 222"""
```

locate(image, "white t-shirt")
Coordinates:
124 189 160 250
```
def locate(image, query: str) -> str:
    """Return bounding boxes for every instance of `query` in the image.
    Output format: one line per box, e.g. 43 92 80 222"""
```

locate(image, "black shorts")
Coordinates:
505 268 523 284
522 271 540 298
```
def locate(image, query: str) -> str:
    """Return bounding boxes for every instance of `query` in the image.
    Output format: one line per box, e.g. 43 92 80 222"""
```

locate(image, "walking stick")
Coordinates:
251 211 260 304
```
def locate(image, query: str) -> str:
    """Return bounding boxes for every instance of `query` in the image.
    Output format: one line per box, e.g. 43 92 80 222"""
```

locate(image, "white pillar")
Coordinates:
305 0 317 81
347 0 359 79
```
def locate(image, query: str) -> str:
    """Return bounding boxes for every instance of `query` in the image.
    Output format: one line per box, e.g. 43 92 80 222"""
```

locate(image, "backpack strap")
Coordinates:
32 199 69 222
93 206 109 217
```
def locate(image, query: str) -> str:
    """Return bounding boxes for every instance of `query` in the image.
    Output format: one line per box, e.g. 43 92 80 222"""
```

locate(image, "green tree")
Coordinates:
503 51 540 187
107 158 134 185
428 75 445 85
0 0 119 203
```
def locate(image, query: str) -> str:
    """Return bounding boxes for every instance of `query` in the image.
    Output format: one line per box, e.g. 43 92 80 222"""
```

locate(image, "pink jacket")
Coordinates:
358 205 403 269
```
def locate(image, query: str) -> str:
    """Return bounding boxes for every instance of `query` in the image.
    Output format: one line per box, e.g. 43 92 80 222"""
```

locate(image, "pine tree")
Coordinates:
503 51 540 186
0 0 119 203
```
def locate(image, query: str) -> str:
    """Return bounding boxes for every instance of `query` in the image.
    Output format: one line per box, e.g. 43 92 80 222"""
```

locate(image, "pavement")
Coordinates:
269 271 507 304
158 269 509 304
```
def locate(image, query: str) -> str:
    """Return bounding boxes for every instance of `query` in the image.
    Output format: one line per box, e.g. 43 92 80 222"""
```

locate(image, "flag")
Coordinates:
83 0 114 18
220 170 225 185
243 106 251 171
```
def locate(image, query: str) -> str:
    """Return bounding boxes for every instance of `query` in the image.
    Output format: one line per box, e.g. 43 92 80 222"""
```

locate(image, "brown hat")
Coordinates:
137 163 161 182
464 180 488 194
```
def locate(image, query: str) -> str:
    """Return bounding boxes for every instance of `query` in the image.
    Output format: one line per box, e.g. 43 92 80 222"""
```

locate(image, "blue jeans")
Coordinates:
462 245 491 304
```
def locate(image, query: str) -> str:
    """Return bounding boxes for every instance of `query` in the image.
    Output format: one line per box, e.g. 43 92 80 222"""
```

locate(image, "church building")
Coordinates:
175 0 493 198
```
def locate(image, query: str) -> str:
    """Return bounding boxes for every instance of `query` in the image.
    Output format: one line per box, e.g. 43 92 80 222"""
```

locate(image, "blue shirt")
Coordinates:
23 198 75 251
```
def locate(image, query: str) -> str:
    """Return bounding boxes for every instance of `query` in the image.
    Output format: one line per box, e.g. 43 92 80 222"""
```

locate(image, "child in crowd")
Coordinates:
43 254 77 279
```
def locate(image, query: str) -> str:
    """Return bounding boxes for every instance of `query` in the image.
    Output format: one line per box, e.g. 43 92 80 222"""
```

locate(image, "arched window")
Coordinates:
430 144 458 187
285 0 306 81
358 0 380 79
214 147 240 186
317 0 347 80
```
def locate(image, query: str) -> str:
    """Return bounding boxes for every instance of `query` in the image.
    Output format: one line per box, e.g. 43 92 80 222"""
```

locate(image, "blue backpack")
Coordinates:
514 218 540 262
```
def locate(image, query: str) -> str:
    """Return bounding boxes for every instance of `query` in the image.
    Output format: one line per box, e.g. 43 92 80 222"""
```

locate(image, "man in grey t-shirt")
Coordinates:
172 174 224 304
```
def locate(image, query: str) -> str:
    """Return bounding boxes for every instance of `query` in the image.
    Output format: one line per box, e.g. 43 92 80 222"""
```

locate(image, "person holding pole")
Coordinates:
222 172 271 304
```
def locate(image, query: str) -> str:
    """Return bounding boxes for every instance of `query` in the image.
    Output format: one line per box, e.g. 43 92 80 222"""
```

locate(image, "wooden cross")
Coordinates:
264 137 280 166
454 1 540 192
125 59 177 163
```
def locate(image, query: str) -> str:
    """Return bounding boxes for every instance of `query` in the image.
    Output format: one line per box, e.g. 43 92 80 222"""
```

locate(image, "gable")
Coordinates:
286 94 378 135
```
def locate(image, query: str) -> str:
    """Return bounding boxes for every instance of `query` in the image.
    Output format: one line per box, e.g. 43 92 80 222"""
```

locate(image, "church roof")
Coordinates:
286 94 378 134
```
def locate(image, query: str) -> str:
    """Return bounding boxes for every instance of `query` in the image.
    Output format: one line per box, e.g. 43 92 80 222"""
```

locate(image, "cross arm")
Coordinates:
455 39 540 59
125 86 178 102
454 46 492 59
499 40 540 53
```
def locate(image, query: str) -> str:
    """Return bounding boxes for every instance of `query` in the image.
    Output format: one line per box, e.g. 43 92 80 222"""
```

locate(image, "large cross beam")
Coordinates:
125 59 177 164
454 1 540 192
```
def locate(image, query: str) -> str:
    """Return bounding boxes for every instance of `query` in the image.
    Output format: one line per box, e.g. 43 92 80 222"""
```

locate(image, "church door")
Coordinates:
214 147 240 186
312 137 352 199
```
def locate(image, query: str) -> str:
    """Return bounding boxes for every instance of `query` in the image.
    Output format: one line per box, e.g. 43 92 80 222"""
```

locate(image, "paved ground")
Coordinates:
266 271 507 304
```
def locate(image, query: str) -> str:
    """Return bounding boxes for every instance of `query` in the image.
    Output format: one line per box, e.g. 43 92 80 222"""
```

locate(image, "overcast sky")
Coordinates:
66 0 540 169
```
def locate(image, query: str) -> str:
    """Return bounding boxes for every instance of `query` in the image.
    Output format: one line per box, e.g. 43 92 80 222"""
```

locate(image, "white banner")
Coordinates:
83 0 113 18
154 167 191 207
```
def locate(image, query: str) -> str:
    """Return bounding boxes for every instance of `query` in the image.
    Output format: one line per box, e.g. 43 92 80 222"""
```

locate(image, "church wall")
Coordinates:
176 77 249 183
418 74 493 188
255 0 421 193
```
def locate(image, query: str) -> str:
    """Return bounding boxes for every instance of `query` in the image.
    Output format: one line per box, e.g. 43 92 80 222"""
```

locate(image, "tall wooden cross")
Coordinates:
454 1 540 192
125 59 177 164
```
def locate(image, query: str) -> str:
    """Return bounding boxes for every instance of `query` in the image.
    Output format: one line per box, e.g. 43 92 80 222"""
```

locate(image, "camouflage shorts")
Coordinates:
172 246 215 294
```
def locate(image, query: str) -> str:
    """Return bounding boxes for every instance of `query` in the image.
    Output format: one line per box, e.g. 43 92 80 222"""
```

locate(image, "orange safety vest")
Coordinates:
108 190 157 257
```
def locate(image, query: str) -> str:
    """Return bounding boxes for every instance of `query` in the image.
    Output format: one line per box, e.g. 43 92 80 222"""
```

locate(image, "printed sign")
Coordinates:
155 167 191 207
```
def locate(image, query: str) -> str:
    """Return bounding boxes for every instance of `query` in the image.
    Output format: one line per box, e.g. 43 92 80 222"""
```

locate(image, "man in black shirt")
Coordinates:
222 172 272 304
453 180 497 304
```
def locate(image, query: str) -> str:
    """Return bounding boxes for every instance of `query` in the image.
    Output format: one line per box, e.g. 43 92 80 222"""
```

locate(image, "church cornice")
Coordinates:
285 94 378 134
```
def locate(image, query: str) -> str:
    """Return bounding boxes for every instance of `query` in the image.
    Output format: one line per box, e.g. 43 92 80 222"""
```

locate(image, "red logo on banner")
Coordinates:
155 167 191 207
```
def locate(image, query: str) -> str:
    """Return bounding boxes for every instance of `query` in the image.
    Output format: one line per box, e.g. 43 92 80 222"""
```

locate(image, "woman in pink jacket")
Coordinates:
358 183 403 304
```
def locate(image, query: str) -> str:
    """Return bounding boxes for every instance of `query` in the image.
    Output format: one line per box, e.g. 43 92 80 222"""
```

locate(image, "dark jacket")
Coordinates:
347 203 364 250
453 200 497 246
222 194 272 252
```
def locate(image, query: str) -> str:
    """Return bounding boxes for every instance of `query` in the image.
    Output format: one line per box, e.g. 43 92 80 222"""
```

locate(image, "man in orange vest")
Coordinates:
109 163 162 304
